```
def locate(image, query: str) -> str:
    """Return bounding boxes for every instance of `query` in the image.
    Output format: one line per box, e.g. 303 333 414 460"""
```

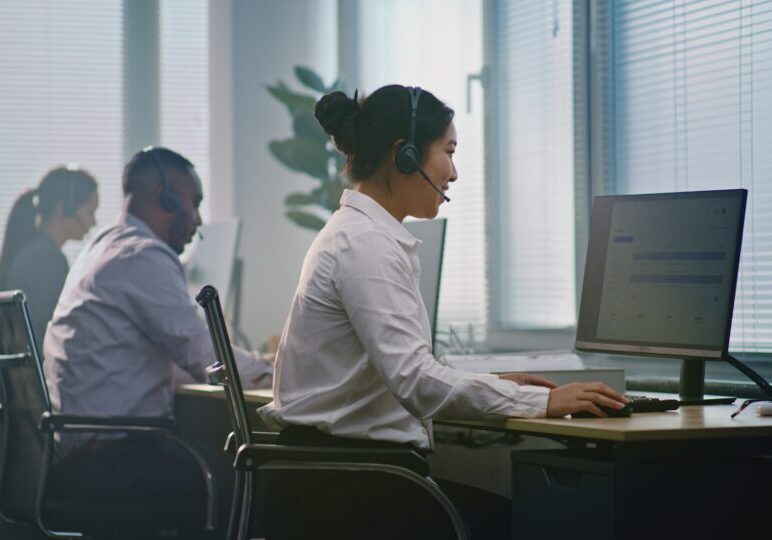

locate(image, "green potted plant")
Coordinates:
266 66 348 231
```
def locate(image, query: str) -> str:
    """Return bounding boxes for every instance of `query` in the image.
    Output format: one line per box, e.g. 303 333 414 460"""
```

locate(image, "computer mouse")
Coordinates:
571 403 633 418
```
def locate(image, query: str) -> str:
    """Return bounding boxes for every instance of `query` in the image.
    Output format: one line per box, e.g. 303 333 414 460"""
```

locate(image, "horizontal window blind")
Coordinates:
613 0 772 352
491 0 576 329
160 0 211 222
357 0 488 343
0 0 124 263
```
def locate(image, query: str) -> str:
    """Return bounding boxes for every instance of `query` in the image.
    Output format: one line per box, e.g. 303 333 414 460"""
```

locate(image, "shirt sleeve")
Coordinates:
122 246 273 387
334 230 549 420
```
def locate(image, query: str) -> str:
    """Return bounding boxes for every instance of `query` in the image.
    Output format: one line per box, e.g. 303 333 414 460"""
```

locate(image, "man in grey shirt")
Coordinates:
43 147 271 512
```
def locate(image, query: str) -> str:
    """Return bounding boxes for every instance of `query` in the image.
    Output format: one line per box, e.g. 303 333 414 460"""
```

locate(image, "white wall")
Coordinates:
220 0 337 344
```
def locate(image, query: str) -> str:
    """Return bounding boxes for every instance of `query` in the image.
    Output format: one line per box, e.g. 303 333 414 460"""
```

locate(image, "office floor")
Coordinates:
0 519 46 539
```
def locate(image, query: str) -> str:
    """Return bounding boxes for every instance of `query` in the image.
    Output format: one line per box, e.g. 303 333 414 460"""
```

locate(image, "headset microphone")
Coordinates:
395 86 451 204
405 153 450 203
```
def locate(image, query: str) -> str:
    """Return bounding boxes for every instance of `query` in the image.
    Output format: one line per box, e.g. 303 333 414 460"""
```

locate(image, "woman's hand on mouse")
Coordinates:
546 382 628 417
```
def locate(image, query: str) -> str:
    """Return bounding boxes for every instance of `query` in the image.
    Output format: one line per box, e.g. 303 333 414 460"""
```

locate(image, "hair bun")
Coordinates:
314 91 358 155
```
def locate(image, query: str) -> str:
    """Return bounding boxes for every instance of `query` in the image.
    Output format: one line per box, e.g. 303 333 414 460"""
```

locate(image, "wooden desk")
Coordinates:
176 383 772 442
175 383 272 405
175 385 772 539
440 402 772 442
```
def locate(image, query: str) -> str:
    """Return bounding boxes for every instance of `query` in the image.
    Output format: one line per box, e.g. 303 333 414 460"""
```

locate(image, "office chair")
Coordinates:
0 290 216 538
196 284 468 540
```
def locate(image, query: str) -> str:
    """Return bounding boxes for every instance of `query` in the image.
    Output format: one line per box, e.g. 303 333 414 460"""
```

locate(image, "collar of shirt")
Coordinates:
339 189 421 251
117 211 180 260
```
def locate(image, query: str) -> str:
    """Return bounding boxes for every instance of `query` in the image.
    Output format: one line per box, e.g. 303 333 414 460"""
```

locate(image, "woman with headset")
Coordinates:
259 85 627 539
0 165 98 345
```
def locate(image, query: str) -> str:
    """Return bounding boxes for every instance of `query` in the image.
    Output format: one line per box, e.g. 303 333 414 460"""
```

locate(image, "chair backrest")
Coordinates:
196 285 253 446
0 290 52 523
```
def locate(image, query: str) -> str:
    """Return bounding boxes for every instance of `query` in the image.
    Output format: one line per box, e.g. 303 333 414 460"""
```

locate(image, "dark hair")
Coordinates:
0 166 98 285
314 84 455 181
123 146 194 196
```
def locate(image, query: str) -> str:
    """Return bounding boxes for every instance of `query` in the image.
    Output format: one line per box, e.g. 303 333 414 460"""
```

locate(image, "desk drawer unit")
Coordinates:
512 449 615 540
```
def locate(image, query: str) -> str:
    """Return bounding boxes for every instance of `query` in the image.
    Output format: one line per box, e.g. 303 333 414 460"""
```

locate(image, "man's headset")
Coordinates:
142 146 182 212
394 87 450 203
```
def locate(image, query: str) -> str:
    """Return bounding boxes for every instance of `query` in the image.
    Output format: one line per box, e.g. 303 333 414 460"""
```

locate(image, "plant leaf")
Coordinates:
327 77 343 92
285 209 327 231
285 192 316 206
266 81 316 115
295 66 327 93
312 180 345 213
293 113 327 142
268 138 329 180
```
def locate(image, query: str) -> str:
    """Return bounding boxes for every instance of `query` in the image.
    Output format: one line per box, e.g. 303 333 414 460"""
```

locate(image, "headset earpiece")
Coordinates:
395 87 423 175
160 188 179 213
396 142 420 174
144 146 181 212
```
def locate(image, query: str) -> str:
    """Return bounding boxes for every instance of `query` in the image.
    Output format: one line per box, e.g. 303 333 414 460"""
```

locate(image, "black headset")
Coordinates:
394 86 451 203
143 146 181 212
395 86 423 175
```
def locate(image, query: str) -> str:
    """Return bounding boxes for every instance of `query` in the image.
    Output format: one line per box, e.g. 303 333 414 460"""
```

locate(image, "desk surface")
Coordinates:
176 384 772 443
176 383 272 403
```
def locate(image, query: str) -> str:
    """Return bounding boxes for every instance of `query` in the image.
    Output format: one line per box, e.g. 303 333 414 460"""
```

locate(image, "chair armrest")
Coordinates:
38 411 217 531
224 430 279 453
39 411 183 435
234 442 430 477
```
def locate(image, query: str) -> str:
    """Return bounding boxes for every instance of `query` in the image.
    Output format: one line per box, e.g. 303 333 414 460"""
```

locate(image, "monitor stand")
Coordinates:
680 359 706 400
681 354 772 403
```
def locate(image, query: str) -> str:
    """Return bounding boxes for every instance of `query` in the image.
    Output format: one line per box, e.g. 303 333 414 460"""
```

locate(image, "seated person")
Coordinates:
0 165 99 347
259 85 627 540
43 147 272 507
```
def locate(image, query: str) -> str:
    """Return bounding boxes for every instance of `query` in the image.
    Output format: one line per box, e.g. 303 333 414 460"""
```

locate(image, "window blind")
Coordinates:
613 0 772 352
490 0 576 329
0 0 124 263
357 0 489 343
160 0 211 221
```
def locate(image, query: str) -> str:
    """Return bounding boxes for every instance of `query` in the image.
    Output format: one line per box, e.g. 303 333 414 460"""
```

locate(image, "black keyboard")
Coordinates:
625 394 680 413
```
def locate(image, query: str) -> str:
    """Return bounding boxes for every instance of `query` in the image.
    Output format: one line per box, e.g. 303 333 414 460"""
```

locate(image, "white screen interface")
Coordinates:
595 195 742 347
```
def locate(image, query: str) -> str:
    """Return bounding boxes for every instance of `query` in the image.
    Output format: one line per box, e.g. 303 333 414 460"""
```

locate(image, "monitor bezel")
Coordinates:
574 188 747 360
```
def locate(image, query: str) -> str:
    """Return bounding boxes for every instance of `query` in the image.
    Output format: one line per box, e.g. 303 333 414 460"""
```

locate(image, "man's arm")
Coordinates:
123 246 272 386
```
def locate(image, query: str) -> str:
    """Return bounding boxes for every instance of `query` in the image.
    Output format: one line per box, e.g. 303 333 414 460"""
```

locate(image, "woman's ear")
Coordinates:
49 200 66 220
391 138 408 173
391 139 405 159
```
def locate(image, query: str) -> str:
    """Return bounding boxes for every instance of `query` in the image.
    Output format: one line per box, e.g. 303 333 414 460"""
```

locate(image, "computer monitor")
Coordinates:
182 218 242 310
575 189 747 399
404 218 447 348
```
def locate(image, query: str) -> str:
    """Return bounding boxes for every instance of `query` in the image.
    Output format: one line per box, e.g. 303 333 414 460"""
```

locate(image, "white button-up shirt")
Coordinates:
259 190 548 449
44 211 272 453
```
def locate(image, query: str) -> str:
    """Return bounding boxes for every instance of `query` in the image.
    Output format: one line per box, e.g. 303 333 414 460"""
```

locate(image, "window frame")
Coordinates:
484 0 772 377
586 0 772 377
483 0 591 351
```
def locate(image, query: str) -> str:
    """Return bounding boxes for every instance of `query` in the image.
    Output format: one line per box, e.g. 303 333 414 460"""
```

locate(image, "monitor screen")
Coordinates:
182 219 242 310
404 218 446 347
575 189 746 359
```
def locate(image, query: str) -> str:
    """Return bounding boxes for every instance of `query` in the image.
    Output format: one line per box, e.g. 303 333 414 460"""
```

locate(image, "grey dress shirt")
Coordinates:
4 232 68 349
44 211 272 453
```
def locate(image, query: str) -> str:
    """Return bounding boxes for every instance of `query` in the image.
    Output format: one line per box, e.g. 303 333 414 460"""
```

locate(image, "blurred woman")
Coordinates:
0 165 98 345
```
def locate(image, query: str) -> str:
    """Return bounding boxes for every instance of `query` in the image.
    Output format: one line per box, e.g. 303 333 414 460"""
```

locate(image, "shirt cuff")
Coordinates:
512 384 550 418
